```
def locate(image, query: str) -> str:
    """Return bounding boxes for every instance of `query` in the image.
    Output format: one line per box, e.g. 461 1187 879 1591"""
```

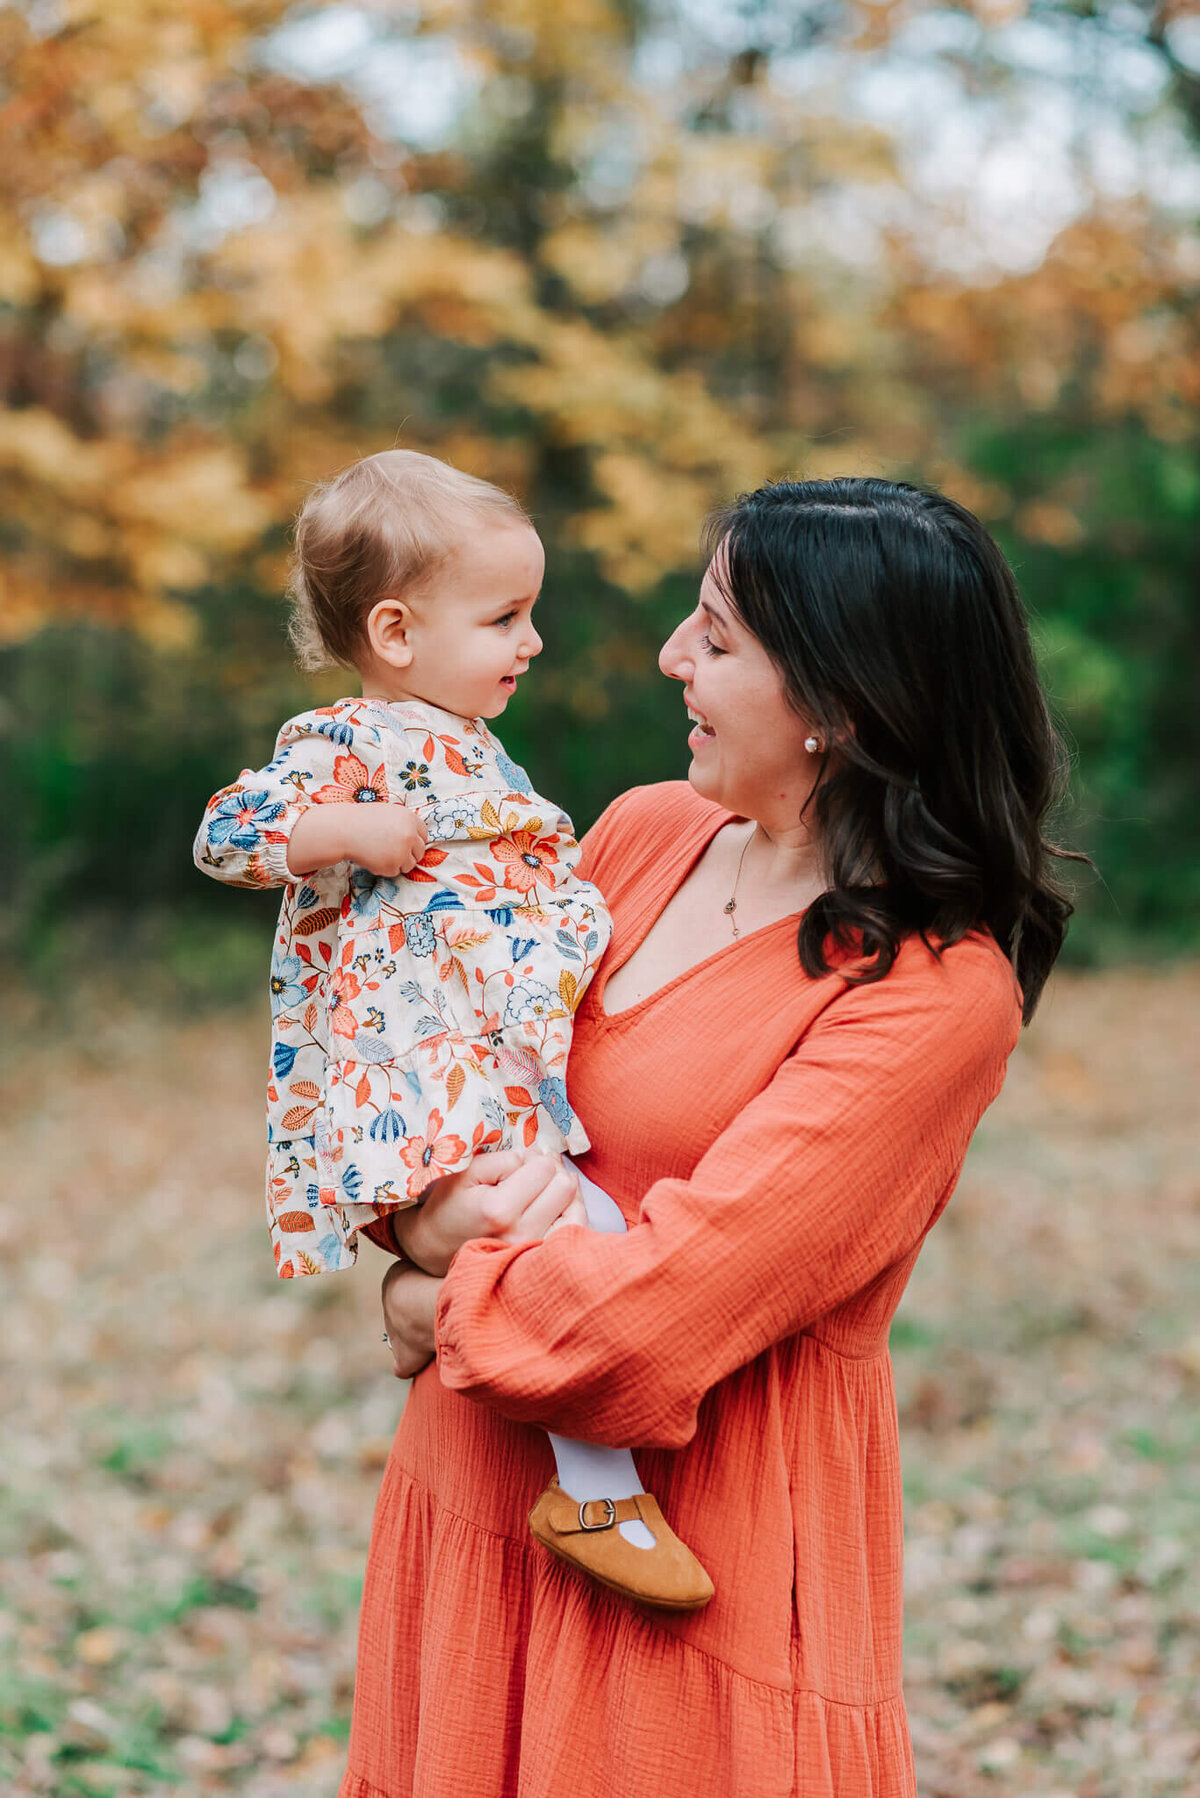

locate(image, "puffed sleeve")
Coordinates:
192 705 389 889
434 938 1021 1449
573 785 652 886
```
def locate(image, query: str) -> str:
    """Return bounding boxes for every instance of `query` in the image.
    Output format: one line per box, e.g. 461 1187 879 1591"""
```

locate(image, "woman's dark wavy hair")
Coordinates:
706 477 1083 1022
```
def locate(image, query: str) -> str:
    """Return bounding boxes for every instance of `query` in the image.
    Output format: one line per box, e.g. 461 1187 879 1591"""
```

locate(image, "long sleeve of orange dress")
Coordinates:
340 781 1023 1798
435 937 1017 1449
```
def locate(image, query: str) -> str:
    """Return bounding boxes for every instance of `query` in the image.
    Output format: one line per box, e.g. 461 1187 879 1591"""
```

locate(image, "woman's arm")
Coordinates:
390 1152 585 1275
381 1261 442 1379
378 1153 589 1372
435 939 1021 1450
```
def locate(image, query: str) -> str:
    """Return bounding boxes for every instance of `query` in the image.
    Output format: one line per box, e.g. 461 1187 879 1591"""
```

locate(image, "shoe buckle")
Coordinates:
578 1497 617 1532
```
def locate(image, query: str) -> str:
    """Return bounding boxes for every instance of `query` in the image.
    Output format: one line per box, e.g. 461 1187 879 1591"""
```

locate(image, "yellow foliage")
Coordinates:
1 0 1192 643
1015 502 1086 550
540 222 642 306
115 447 272 549
575 455 716 591
0 228 39 305
0 408 117 493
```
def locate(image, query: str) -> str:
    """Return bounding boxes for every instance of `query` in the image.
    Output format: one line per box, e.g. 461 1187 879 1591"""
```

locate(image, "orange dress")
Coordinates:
341 782 1022 1798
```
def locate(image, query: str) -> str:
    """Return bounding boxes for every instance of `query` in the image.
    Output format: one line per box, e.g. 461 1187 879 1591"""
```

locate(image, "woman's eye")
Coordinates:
701 633 725 657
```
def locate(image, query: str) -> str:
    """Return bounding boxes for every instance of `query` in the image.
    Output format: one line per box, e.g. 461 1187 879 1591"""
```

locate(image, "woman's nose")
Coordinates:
659 618 691 681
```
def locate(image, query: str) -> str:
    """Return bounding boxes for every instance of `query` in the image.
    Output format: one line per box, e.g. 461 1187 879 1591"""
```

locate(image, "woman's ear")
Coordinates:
366 595 414 670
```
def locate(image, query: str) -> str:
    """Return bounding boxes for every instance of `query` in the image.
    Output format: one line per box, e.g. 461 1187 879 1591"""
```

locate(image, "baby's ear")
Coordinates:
366 595 414 669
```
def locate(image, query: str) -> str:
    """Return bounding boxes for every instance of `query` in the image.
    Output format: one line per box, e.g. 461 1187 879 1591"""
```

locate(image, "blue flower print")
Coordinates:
482 1096 508 1136
269 953 308 1016
401 761 432 791
537 1077 574 1135
317 718 356 748
348 867 383 922
208 789 285 853
317 1233 350 1269
425 797 485 841
404 912 437 957
369 1108 406 1142
495 750 533 796
504 980 559 1024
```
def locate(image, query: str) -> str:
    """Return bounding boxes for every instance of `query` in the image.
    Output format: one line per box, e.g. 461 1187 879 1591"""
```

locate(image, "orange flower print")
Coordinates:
398 1110 468 1198
329 966 362 1039
313 752 388 805
493 827 559 895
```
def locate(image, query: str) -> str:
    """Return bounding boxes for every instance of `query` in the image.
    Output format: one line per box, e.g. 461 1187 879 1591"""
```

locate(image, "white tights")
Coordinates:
546 1165 655 1550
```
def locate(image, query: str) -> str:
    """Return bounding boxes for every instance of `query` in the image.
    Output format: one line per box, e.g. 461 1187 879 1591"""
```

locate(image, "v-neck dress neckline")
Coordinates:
594 805 807 1023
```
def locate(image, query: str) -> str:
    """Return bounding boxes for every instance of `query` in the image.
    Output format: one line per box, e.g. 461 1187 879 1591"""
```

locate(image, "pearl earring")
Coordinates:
804 735 821 754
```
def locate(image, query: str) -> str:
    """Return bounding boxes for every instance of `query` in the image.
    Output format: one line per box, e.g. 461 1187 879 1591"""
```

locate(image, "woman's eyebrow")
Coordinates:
700 599 729 630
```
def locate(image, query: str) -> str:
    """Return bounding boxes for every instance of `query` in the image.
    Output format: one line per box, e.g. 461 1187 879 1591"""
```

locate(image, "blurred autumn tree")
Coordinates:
1 0 1198 985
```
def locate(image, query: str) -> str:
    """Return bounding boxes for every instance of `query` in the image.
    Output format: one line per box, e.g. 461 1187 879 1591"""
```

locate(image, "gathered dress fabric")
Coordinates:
193 697 610 1277
340 781 1023 1798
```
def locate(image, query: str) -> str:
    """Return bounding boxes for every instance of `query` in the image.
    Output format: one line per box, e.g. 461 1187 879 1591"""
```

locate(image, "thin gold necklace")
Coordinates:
723 828 755 939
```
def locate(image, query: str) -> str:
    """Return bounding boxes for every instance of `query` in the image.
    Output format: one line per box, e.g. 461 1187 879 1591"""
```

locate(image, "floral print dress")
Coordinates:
193 698 612 1278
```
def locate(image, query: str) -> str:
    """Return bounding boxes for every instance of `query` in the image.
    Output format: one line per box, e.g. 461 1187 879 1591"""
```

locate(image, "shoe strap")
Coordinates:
545 1493 649 1535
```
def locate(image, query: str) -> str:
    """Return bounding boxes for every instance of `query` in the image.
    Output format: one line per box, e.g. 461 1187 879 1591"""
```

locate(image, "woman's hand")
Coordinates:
380 1260 442 1380
391 1151 586 1277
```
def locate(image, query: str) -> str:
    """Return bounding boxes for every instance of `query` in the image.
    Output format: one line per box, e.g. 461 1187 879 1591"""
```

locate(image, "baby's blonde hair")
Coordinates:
288 449 532 672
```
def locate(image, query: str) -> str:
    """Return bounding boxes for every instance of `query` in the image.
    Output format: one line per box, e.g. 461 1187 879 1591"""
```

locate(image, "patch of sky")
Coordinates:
28 202 125 268
637 250 690 305
577 125 645 209
773 182 911 274
262 5 479 150
665 0 805 57
29 205 91 267
1165 15 1200 75
1138 118 1200 215
266 4 385 80
191 160 276 244
632 32 687 90
767 7 1199 280
992 14 1169 112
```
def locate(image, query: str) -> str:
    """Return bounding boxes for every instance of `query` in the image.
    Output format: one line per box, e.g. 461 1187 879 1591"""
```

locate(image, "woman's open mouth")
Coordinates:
686 703 715 748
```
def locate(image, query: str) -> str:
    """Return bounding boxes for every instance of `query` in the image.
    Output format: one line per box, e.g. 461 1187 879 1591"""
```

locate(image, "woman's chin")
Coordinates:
686 756 721 803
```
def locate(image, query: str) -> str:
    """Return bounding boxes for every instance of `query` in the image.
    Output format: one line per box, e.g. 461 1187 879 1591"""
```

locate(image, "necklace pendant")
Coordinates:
723 898 736 914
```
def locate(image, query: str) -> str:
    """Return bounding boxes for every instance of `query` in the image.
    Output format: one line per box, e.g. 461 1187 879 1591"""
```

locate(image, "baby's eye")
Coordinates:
493 611 517 629
701 633 725 657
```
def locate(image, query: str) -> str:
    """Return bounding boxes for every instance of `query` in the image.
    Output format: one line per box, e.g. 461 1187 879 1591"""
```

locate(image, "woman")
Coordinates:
340 478 1074 1798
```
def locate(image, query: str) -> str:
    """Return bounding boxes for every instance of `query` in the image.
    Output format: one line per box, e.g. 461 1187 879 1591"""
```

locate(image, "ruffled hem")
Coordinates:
326 1044 589 1214
339 1467 916 1798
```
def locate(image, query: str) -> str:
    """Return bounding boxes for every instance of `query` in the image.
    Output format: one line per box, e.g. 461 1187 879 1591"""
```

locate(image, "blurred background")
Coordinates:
2 2 1199 1795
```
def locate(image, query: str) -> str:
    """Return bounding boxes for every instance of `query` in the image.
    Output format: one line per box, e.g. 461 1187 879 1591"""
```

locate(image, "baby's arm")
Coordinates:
194 706 425 889
287 802 426 879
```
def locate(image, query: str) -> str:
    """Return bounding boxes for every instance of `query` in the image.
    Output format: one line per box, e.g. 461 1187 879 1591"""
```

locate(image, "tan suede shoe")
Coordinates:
529 1479 714 1611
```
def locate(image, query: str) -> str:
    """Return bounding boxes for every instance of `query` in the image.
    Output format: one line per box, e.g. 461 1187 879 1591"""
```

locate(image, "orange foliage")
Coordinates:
0 0 1196 642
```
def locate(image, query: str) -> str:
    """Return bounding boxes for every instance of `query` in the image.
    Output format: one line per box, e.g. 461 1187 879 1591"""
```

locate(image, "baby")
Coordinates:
194 449 712 1610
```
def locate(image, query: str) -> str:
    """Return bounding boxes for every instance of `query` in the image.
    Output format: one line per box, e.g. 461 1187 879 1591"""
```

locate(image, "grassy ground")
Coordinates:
1 969 1198 1796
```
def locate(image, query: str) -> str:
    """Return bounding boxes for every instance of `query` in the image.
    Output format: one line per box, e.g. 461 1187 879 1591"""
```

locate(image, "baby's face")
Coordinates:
371 522 545 720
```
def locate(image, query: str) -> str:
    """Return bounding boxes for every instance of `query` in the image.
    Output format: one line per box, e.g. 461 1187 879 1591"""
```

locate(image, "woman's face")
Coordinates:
659 551 823 831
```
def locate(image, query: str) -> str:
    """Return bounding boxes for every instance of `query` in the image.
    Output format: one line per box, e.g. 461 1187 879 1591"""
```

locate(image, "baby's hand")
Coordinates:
340 803 429 876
